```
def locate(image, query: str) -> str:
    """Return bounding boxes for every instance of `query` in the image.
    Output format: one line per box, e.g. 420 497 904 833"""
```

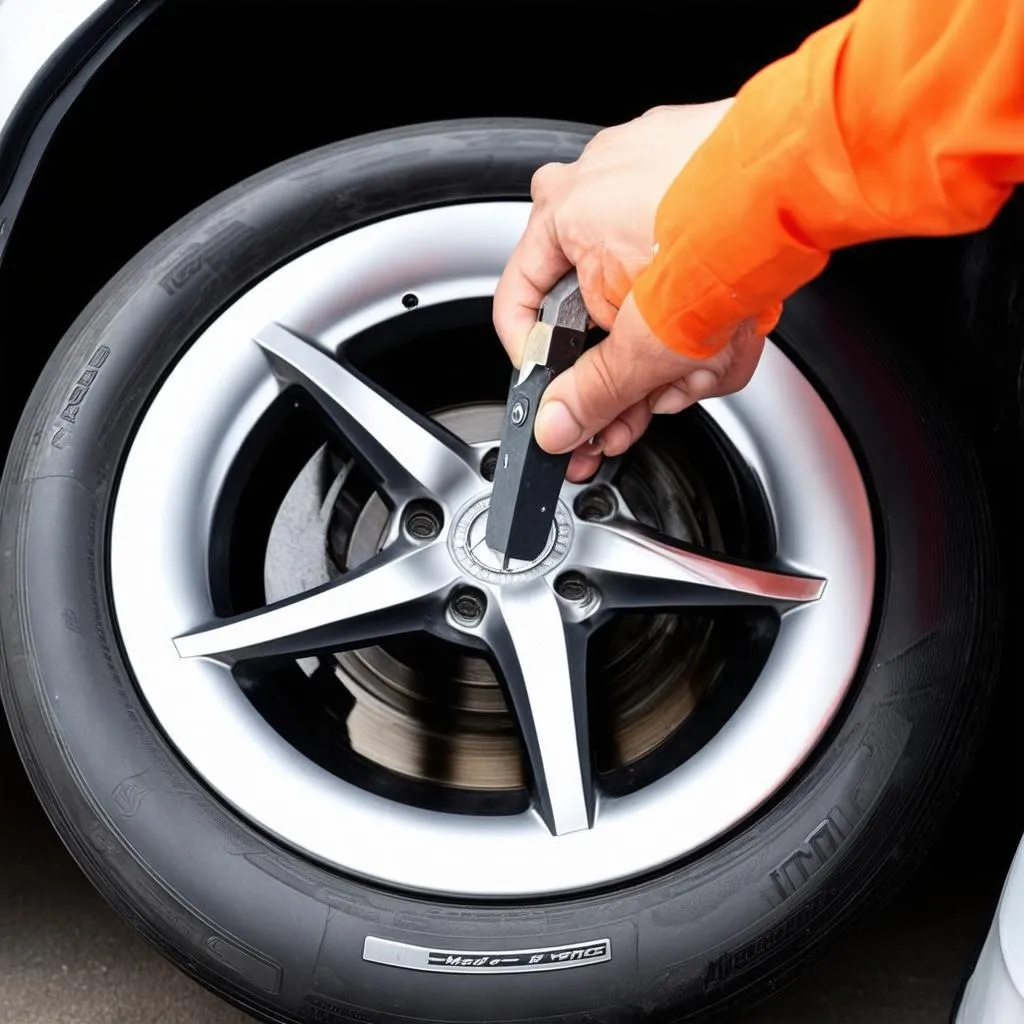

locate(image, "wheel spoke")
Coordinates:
571 519 826 611
486 583 593 837
174 542 457 663
255 323 480 502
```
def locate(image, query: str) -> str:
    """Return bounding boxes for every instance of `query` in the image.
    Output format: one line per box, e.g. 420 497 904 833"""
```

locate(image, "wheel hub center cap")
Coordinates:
448 494 573 584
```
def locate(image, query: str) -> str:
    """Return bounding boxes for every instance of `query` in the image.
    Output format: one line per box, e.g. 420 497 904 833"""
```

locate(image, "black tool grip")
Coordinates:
485 364 571 562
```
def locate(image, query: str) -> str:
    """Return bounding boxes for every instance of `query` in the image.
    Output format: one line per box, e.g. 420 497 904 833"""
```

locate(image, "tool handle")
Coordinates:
484 364 572 562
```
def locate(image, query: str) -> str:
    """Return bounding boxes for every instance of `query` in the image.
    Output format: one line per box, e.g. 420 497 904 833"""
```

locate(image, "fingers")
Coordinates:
648 321 765 414
492 165 573 365
716 320 765 392
534 294 687 454
648 369 717 415
563 397 652 482
574 252 620 332
648 319 766 418
598 399 653 457
538 310 768 461
567 442 604 483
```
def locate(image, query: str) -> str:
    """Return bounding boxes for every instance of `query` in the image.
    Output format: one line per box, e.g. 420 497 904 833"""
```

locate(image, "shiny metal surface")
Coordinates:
515 268 587 386
174 540 458 663
362 935 612 975
570 518 826 610
110 202 875 896
449 496 572 584
0 0 109 158
488 582 593 835
255 323 481 509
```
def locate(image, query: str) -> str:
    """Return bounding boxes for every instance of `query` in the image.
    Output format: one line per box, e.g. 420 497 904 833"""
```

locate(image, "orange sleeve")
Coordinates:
632 0 1024 358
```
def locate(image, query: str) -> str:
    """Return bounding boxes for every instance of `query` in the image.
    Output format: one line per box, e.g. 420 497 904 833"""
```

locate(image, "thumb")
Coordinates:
534 294 688 454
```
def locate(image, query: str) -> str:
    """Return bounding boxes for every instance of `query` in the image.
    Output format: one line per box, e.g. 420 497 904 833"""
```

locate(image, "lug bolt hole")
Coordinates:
449 586 487 627
573 484 617 522
555 571 591 603
480 447 499 482
403 500 444 541
401 292 419 310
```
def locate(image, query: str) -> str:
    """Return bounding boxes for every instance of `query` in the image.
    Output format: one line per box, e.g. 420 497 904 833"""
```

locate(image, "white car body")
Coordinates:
957 833 1024 1023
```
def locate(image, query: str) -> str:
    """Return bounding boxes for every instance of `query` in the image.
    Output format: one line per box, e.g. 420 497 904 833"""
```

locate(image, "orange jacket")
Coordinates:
632 0 1024 358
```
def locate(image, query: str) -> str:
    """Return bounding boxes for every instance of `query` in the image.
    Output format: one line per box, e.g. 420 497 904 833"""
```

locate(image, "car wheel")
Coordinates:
0 119 1002 1023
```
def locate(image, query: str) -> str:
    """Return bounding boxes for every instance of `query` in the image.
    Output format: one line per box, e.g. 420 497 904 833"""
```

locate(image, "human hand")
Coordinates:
492 102 768 482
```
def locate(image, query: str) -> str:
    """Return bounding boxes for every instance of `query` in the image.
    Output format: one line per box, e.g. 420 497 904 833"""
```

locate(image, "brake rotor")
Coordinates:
264 404 723 791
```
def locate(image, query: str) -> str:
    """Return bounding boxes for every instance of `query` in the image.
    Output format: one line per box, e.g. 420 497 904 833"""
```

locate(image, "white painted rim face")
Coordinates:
110 202 875 898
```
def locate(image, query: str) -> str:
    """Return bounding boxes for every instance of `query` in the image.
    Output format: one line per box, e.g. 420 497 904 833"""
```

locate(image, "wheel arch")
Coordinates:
0 0 159 243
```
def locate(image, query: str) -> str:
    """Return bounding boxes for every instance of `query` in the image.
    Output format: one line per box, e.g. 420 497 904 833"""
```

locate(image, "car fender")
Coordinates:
0 0 160 271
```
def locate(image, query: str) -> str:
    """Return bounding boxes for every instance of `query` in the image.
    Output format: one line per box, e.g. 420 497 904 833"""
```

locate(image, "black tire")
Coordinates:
0 120 1002 1023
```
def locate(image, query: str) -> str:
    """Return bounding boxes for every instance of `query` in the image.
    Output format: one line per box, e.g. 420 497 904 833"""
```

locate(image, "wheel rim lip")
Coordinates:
109 201 875 898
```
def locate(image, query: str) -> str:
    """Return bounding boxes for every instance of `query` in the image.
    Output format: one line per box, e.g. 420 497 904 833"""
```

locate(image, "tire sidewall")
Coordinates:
0 121 1000 1023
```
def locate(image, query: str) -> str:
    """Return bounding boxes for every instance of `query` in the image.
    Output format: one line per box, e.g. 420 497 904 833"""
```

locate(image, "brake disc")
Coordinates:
264 404 720 791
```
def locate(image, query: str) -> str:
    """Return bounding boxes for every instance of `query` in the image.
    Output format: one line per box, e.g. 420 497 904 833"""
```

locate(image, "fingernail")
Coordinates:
535 400 585 453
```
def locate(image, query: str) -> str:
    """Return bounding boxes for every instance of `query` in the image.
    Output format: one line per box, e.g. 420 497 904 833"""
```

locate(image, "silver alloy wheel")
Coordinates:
110 202 874 897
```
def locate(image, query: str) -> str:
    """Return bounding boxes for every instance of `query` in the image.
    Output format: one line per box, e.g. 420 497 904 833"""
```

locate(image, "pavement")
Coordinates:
0 736 1011 1024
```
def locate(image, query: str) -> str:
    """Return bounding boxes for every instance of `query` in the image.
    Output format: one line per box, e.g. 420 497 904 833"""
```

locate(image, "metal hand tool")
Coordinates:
485 270 588 565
